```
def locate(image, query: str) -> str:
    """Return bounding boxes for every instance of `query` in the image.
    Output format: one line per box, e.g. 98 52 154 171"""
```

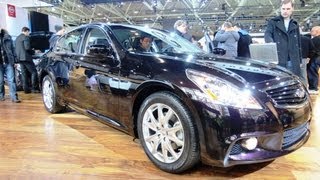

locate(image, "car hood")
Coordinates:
159 52 293 84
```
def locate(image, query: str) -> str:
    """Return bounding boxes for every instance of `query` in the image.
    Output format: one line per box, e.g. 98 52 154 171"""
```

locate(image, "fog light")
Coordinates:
241 137 258 150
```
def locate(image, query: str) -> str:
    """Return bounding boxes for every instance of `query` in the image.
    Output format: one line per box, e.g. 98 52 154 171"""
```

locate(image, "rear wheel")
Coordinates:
137 92 200 173
42 75 64 113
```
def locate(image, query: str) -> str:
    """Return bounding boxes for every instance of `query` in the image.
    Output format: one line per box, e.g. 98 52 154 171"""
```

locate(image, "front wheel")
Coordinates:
42 75 64 113
137 92 200 173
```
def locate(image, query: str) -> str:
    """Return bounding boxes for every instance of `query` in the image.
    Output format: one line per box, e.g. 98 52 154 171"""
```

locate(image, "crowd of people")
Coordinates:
0 0 319 104
0 25 65 103
196 0 319 94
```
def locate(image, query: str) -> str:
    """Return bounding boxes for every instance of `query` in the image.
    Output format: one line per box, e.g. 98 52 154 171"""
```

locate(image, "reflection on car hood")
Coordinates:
159 52 292 84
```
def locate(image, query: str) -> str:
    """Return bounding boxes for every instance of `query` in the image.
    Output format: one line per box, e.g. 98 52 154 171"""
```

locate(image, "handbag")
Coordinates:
212 47 226 55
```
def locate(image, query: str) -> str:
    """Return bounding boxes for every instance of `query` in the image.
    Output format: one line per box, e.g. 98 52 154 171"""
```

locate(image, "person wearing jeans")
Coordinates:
307 26 320 94
0 28 20 103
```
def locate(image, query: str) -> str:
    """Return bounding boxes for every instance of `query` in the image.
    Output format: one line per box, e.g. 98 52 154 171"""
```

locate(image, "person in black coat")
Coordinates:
15 27 39 93
235 24 252 58
300 34 315 87
135 36 152 52
0 28 20 102
49 25 65 49
307 26 320 94
264 0 302 78
173 20 193 42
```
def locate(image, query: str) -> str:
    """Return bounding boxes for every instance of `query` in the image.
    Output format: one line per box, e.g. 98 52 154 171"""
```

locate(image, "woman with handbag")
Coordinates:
214 22 240 58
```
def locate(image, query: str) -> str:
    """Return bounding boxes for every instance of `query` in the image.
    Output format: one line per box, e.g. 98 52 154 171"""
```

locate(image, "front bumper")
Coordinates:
225 120 310 167
196 99 311 167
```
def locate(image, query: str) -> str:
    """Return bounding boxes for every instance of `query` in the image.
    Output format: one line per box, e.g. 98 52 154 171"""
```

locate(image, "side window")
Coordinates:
112 27 154 53
54 28 83 53
83 28 109 54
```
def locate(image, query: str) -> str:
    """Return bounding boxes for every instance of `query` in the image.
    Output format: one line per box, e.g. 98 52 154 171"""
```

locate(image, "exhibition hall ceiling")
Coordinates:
5 0 320 35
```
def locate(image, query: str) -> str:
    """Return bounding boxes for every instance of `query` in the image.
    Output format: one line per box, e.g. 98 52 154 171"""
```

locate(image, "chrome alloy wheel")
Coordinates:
142 103 184 163
42 78 53 110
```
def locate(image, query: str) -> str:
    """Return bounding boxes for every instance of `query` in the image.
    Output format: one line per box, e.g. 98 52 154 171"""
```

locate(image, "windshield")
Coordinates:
109 25 203 54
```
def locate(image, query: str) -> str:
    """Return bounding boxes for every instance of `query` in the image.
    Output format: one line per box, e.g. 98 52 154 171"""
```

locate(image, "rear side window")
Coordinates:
54 28 84 53
83 27 110 54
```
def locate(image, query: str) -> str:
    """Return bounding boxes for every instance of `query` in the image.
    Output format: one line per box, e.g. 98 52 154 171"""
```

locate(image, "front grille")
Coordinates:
282 122 309 149
265 81 307 106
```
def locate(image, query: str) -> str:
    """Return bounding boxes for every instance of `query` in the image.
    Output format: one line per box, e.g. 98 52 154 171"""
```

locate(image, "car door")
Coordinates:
51 27 86 106
70 26 122 126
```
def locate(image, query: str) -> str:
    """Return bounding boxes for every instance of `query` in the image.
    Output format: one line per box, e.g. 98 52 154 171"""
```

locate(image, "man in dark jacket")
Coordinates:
0 28 20 102
300 33 315 87
173 20 193 42
135 36 152 52
49 25 65 49
15 27 39 93
264 0 302 79
235 24 252 58
307 26 320 94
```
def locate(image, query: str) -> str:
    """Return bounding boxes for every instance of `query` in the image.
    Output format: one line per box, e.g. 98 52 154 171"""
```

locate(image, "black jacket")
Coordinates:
49 34 61 49
15 33 34 62
264 16 302 77
0 30 17 65
174 29 192 42
237 31 252 58
300 35 315 59
311 36 320 57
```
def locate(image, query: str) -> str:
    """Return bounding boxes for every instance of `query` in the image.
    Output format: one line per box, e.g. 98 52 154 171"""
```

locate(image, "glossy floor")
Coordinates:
0 90 319 179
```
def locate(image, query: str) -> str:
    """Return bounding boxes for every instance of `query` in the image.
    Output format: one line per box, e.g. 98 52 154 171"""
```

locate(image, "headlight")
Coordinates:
186 69 262 109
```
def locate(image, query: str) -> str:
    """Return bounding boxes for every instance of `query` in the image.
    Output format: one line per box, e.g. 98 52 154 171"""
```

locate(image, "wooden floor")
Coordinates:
0 88 319 179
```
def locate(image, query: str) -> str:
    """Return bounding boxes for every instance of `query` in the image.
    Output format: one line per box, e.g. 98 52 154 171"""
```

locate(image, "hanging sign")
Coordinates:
7 4 16 18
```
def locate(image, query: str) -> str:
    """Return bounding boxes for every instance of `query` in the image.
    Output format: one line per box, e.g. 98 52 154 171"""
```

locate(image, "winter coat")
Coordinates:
174 29 192 42
0 31 17 65
15 33 34 62
214 30 240 58
264 16 302 77
311 36 320 57
237 30 252 58
49 34 61 49
300 35 315 59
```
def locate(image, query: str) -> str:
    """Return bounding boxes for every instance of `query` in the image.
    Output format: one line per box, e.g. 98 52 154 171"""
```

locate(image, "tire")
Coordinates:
42 75 64 113
137 92 200 173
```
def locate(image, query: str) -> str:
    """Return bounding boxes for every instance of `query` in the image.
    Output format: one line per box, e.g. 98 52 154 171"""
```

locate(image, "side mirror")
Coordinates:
87 44 113 56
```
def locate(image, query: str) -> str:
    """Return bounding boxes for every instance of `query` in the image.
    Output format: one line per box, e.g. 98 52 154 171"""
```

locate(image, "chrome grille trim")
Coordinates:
265 80 307 107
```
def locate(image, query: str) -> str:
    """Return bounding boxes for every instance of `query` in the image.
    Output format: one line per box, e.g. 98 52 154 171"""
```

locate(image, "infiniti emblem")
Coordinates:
295 89 305 98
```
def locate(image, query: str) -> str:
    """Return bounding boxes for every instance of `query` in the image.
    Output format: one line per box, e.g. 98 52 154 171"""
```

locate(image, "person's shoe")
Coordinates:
31 89 40 93
24 90 31 94
0 97 5 101
12 98 21 103
308 89 319 95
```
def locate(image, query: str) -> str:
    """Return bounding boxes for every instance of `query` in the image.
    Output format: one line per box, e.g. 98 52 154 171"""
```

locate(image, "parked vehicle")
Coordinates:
4 31 52 91
38 23 312 173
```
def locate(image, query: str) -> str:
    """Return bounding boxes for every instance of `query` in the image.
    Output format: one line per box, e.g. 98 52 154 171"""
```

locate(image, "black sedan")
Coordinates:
38 23 312 173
